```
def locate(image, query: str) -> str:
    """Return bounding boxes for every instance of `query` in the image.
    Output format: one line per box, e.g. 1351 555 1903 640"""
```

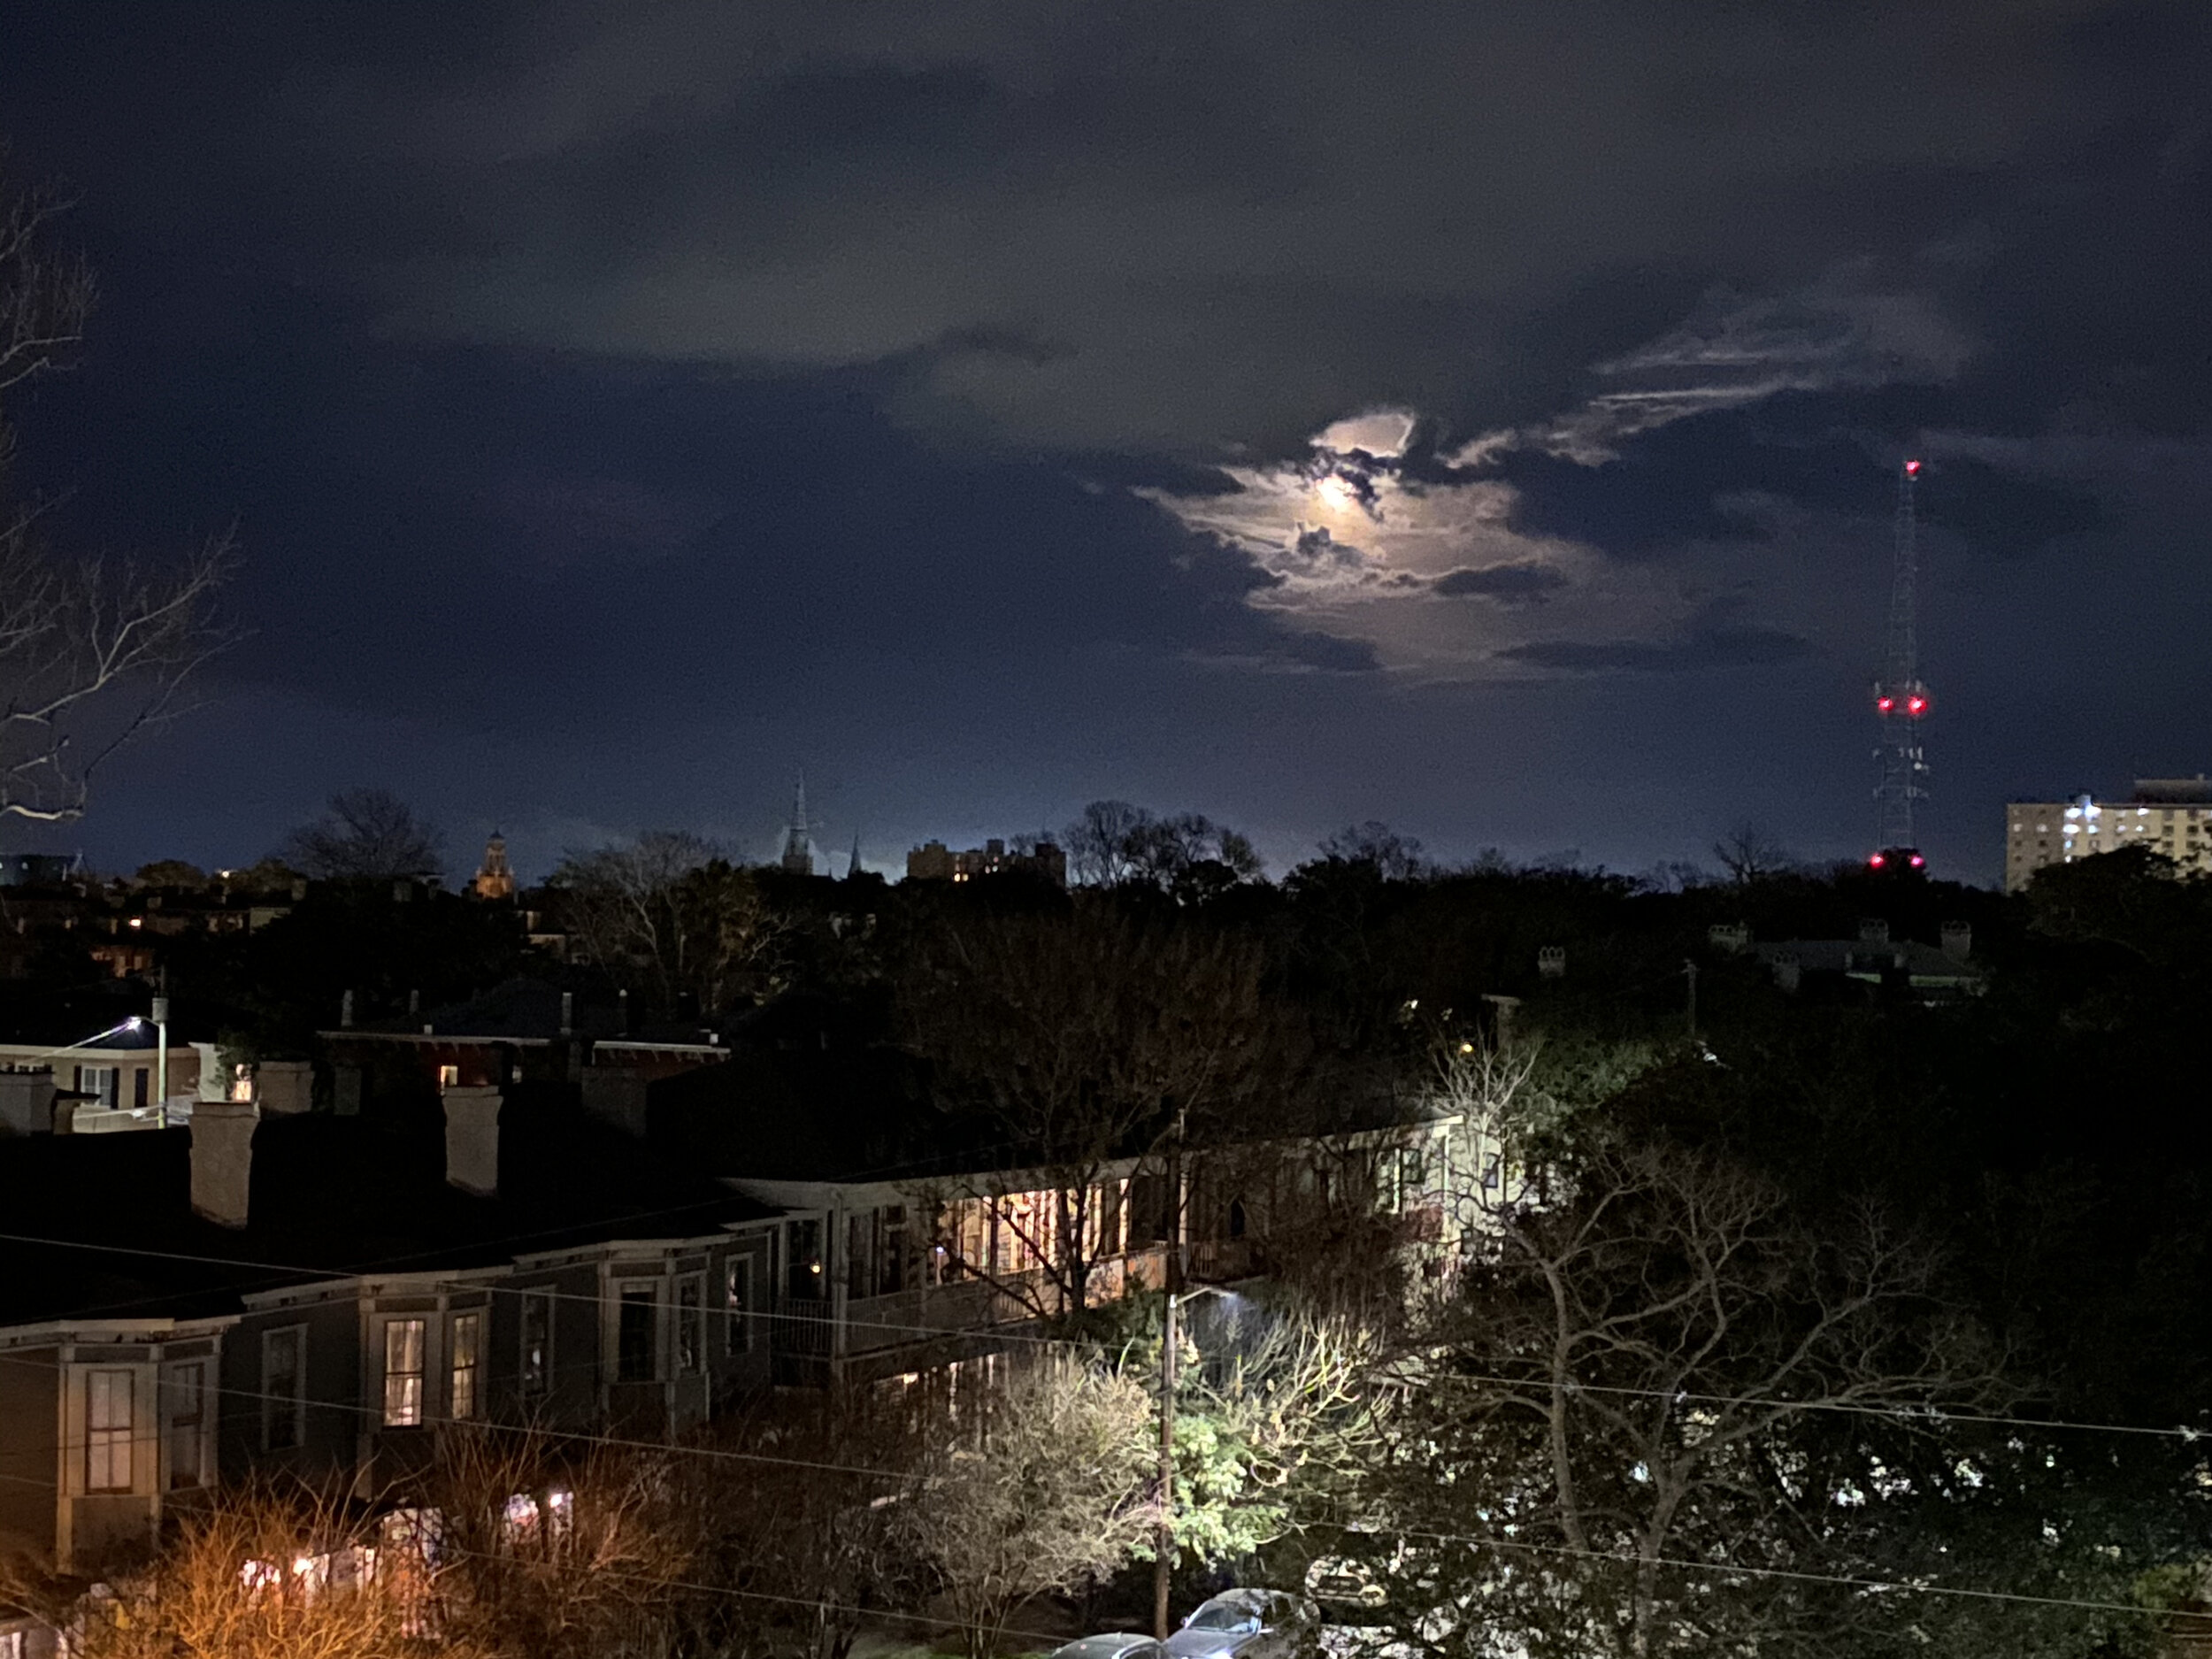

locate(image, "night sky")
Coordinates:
3 1 2208 884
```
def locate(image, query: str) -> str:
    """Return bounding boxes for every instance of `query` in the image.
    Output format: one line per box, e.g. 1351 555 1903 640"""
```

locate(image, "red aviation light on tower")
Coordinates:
1906 693 1928 716
1876 695 1895 713
1904 459 1922 476
1868 852 1886 869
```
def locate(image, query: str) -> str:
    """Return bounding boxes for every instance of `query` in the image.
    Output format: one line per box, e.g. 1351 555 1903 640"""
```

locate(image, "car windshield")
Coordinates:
1187 1606 1262 1634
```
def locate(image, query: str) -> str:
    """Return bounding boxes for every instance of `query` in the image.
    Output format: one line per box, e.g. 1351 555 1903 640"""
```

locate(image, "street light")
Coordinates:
151 995 170 1127
1156 1266 1232 1638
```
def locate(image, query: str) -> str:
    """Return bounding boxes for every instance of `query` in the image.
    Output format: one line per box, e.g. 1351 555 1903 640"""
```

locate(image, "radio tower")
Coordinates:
1870 458 1930 864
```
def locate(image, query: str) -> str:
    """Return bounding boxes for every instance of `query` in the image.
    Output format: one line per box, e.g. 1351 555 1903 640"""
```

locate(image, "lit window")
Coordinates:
165 1360 209 1489
519 1289 553 1395
617 1285 657 1383
676 1276 703 1373
383 1318 426 1427
86 1370 134 1492
262 1326 305 1449
437 1064 459 1088
449 1312 481 1421
77 1065 119 1109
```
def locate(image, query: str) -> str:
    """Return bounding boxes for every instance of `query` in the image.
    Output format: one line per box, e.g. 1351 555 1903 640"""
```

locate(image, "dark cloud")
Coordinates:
0 0 2207 882
1433 563 1569 603
1500 626 1812 675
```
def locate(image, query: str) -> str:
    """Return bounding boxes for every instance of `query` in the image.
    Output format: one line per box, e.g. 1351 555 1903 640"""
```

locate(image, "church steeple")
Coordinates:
472 830 515 900
780 775 813 875
847 828 864 880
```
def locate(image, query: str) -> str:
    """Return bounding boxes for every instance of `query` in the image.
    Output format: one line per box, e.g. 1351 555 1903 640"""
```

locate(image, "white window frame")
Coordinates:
164 1358 211 1490
382 1317 426 1428
449 1311 481 1421
85 1369 134 1493
78 1064 119 1109
261 1325 307 1450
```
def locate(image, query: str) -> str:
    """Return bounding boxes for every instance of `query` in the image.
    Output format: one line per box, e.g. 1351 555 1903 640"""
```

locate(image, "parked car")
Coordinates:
1049 1637 1167 1659
1164 1589 1322 1659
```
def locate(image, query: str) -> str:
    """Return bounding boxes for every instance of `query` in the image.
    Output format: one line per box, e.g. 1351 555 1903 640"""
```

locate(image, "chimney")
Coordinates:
340 988 355 1029
559 991 573 1037
408 987 420 1018
257 1059 314 1117
191 1099 259 1227
442 1086 502 1197
0 1066 56 1136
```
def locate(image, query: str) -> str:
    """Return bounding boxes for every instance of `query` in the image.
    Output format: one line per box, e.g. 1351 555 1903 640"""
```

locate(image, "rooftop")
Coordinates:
0 1087 772 1328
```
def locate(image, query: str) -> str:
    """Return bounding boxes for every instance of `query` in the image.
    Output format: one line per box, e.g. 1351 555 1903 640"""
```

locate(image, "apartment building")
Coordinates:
2005 777 2212 893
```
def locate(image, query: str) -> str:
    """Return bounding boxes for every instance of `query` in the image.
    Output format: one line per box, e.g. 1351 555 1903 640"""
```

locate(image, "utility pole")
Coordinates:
1154 1113 1186 1640
1683 960 1698 1043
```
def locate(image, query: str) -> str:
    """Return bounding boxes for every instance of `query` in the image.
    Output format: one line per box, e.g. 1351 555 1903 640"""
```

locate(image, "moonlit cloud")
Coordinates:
1143 270 1975 680
1536 270 1973 463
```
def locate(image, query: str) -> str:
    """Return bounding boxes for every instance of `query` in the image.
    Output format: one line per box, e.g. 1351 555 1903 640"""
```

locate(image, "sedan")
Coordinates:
1164 1590 1322 1659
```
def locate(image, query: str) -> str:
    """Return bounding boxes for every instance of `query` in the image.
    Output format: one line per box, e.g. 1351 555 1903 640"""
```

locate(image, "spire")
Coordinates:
472 830 515 900
780 774 813 875
847 828 864 880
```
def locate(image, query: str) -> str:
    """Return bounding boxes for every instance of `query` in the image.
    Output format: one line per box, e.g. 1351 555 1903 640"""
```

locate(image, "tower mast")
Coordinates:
1871 458 1930 855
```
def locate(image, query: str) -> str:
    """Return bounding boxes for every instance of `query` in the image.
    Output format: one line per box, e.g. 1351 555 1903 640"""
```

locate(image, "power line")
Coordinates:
0 1347 918 1483
10 1224 2212 1449
1432 1363 2212 1444
0 1363 2187 1628
1389 1523 2184 1624
0 1227 1091 1353
0 1124 1103 1326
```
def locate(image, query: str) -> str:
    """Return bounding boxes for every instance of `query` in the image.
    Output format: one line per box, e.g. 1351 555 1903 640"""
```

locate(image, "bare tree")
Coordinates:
901 904 1307 1316
1064 798 1150 886
1317 820 1426 880
1 526 237 826
6 1485 417 1659
896 1358 1157 1659
1711 820 1793 884
0 158 235 826
1064 800 1263 896
550 830 790 1013
1368 1141 2011 1659
280 787 445 881
0 150 94 415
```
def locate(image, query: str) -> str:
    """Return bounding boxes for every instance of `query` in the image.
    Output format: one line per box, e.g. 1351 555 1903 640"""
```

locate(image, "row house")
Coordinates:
651 1039 1497 1387
0 1080 778 1591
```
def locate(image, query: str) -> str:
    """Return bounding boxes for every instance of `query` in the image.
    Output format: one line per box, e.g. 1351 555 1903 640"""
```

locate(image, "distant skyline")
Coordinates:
3 2 2208 887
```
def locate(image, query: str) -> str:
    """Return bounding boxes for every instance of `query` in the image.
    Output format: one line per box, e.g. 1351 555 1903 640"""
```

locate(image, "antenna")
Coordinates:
1870 459 1930 854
